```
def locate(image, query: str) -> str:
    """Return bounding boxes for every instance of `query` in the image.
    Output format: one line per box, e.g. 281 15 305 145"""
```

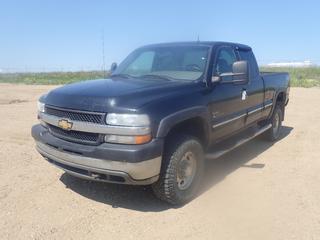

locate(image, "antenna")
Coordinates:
101 29 106 78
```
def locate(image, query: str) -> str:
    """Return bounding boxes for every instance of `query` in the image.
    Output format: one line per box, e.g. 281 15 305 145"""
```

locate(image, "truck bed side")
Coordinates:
261 71 290 118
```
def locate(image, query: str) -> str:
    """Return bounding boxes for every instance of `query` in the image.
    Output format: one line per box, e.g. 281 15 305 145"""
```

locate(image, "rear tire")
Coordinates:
263 105 283 141
152 135 204 205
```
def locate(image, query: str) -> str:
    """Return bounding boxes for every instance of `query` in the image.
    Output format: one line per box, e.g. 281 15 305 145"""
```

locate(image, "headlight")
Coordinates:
37 101 45 113
106 113 150 126
105 113 151 144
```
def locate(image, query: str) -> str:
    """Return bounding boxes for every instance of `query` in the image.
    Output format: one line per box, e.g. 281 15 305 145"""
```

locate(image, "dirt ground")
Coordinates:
0 83 319 240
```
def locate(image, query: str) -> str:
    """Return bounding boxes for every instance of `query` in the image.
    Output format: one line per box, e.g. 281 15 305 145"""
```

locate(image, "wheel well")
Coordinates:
276 92 286 106
275 92 286 120
164 117 208 148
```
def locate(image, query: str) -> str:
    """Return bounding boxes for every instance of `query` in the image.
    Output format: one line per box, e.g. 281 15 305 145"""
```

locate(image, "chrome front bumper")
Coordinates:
36 141 161 185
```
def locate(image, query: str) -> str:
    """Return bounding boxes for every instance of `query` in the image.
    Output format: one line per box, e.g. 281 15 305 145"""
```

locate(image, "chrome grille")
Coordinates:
45 106 105 124
44 106 105 144
48 125 100 144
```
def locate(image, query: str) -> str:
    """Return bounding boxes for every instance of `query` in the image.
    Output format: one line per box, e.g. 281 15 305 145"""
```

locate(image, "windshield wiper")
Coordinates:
111 73 135 79
139 74 173 81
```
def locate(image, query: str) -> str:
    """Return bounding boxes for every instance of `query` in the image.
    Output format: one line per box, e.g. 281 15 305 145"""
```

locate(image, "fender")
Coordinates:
156 106 210 138
269 90 286 120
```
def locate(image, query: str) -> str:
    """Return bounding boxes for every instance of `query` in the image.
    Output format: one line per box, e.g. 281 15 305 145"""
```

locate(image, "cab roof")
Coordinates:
140 41 252 51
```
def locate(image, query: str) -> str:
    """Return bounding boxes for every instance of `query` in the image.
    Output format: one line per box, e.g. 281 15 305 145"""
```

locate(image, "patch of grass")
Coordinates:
0 71 109 85
260 67 320 88
1 67 320 87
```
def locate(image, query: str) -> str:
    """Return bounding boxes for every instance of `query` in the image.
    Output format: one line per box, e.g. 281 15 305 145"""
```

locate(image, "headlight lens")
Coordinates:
105 113 151 144
106 113 150 126
37 101 45 113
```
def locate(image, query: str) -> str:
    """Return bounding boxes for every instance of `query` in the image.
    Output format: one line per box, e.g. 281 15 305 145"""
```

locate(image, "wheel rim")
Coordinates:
177 151 197 190
272 112 280 137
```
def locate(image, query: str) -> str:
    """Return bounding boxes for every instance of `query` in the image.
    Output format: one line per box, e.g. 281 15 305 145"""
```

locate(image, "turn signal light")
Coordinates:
134 134 152 144
104 134 152 144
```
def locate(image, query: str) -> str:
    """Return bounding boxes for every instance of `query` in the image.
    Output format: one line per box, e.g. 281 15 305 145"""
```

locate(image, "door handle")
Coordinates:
241 89 247 100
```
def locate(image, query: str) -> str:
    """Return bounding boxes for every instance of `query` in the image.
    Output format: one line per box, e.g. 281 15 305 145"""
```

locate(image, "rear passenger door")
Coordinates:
237 49 264 126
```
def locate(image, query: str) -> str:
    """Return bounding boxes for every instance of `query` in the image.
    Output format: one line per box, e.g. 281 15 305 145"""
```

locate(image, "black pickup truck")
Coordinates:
32 42 290 204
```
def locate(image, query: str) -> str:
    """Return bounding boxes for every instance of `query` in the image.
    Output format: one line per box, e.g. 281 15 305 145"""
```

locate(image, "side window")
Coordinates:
238 50 259 79
214 48 237 76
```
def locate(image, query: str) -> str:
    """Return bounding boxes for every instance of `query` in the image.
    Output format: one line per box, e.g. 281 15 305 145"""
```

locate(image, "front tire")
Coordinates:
152 135 204 205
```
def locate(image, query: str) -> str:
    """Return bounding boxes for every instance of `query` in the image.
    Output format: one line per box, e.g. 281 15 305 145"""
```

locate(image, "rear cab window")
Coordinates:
237 50 259 79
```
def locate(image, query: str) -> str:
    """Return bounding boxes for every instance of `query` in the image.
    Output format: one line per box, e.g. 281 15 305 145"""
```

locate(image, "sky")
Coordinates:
1 0 320 72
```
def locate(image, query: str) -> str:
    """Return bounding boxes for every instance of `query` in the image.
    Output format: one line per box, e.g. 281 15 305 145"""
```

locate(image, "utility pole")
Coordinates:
101 29 106 78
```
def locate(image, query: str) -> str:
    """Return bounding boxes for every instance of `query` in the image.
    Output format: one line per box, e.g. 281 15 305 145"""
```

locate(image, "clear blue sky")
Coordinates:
1 0 319 72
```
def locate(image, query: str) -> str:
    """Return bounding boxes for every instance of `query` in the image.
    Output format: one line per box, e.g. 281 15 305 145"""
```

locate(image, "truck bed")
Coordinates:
260 71 288 77
261 71 290 105
261 71 289 85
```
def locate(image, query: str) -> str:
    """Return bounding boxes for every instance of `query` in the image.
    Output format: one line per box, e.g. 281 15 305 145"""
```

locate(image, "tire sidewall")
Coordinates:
153 135 204 205
170 138 204 203
271 106 283 140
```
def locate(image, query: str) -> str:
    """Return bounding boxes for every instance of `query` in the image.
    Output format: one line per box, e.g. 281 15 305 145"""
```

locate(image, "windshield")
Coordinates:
113 45 210 81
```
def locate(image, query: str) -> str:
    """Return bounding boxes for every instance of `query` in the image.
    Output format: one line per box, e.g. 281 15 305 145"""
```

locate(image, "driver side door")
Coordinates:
209 46 249 143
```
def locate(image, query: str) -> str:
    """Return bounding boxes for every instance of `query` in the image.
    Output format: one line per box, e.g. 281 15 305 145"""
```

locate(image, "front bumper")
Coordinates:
32 124 163 185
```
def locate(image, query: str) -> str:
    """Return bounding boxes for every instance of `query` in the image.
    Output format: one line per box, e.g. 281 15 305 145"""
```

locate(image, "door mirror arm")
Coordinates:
211 73 235 84
211 76 221 83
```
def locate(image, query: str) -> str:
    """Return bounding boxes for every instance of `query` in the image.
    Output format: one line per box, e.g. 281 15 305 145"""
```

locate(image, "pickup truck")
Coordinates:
32 42 290 205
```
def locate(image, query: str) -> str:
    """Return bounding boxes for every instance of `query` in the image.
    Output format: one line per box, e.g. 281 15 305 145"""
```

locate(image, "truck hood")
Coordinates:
45 78 196 113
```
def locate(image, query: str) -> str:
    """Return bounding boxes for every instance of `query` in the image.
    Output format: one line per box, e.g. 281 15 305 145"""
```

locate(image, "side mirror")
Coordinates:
211 61 248 84
110 62 117 73
232 61 248 83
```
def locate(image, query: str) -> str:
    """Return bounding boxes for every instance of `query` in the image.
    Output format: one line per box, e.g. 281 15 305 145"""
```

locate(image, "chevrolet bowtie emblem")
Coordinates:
58 119 73 131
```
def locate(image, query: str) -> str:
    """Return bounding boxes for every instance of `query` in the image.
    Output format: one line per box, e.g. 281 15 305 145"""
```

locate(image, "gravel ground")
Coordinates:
0 83 319 240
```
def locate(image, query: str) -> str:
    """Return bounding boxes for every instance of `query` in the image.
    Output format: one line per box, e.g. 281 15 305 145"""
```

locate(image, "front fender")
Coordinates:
156 106 209 138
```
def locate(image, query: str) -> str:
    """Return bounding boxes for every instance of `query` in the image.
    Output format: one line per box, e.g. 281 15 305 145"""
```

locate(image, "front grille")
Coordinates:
44 106 105 144
45 106 105 124
48 125 100 144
